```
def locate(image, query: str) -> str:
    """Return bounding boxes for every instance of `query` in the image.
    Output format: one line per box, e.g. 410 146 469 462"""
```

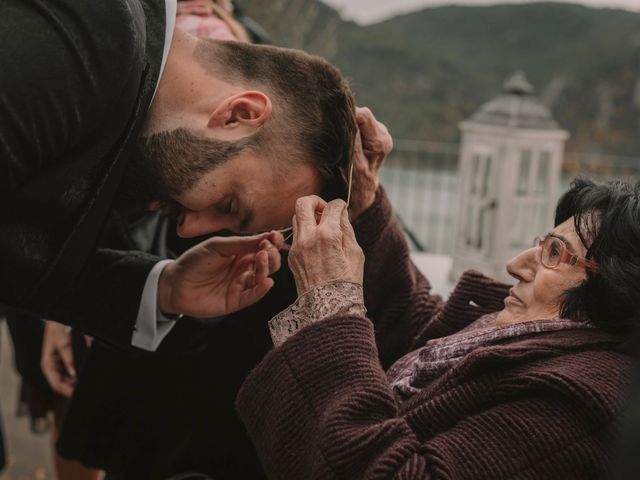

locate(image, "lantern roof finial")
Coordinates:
503 70 534 96
464 70 561 130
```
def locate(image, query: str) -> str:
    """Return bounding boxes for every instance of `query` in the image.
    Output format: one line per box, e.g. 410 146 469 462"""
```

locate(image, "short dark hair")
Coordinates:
118 41 357 213
555 178 640 336
194 39 358 196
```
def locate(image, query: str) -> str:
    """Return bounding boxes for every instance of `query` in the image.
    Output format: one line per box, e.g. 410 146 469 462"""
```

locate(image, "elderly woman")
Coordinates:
236 178 638 479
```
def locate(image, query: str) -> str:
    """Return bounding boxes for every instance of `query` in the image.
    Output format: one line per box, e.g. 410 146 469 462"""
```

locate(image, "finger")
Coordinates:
291 213 297 238
295 196 327 232
266 230 285 249
235 268 255 294
227 267 255 309
41 355 58 389
228 265 274 311
357 107 392 159
372 121 393 164
319 199 347 231
59 343 76 378
352 130 366 164
259 240 282 275
229 253 255 279
355 106 373 126
200 232 274 257
55 377 75 398
356 107 377 134
230 252 268 295
238 277 274 310
43 358 73 398
254 249 270 283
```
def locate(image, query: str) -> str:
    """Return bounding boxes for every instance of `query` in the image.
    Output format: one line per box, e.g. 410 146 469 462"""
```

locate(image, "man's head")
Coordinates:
121 32 357 236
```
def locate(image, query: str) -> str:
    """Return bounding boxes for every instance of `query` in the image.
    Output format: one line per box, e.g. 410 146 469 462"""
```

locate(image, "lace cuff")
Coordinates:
269 281 367 347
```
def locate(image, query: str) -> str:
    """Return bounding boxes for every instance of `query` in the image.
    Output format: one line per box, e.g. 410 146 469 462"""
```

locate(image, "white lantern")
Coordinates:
451 71 569 283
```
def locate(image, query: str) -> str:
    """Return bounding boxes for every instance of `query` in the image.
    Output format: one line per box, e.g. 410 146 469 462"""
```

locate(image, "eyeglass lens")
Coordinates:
541 236 564 268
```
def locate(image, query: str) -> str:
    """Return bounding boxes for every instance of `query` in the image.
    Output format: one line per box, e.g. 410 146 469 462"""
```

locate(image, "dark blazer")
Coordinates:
0 0 166 348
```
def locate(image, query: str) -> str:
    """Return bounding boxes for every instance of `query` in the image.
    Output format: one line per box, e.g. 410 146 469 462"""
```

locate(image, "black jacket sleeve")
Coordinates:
0 0 166 347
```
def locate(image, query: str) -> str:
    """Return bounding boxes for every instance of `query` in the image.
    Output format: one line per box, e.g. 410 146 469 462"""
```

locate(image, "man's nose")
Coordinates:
176 210 227 238
505 246 539 282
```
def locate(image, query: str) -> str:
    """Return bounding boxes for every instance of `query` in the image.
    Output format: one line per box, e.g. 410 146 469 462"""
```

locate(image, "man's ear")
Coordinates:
207 91 272 131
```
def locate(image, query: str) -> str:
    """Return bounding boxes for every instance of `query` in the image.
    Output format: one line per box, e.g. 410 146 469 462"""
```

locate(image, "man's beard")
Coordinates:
113 128 253 214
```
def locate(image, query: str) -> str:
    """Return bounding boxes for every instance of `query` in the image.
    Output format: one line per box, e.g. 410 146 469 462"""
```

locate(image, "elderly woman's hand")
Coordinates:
288 196 364 296
348 107 393 220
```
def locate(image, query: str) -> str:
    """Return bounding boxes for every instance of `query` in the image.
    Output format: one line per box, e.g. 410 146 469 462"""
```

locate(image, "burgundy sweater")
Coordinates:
236 190 632 480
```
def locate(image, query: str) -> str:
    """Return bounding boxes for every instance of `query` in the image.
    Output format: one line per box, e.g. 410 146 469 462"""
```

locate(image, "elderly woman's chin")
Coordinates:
495 306 516 326
496 297 562 326
495 293 526 325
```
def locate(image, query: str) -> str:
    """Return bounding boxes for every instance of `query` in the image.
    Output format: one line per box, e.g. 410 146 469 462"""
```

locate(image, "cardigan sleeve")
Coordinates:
237 314 624 480
350 187 445 369
237 315 430 480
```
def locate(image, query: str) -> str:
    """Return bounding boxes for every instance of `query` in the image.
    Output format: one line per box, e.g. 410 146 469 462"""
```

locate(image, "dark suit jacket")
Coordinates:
0 0 166 348
59 272 295 479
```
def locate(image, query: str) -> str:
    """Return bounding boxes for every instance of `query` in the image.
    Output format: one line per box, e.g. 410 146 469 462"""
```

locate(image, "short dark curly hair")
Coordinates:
555 178 640 336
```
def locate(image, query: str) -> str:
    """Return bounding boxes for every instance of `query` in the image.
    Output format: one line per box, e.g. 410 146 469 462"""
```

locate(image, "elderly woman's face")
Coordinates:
496 217 588 325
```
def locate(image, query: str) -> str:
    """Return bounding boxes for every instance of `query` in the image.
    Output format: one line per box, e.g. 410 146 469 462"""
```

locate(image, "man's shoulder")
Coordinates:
0 0 165 176
0 0 163 100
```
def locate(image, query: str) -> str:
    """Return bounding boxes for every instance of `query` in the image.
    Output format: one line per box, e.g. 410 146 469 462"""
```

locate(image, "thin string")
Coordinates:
346 160 354 208
275 162 355 244
279 226 294 243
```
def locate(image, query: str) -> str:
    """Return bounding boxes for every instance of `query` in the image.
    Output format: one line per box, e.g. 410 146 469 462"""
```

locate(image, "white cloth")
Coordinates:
131 260 178 350
131 0 178 351
152 0 177 101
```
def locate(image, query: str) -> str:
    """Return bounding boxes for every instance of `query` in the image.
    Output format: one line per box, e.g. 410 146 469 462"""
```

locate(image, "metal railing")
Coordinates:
380 140 640 255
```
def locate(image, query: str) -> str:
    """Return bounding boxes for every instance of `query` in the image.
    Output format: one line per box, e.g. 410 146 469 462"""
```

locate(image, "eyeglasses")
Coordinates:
277 161 354 242
533 234 599 273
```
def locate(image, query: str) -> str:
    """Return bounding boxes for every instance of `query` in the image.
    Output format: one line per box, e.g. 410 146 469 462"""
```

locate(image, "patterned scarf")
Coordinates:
387 313 594 399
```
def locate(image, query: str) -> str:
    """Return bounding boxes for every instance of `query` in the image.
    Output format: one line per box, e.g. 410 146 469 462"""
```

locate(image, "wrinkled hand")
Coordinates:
41 321 76 398
348 107 393 219
159 231 284 317
288 196 364 296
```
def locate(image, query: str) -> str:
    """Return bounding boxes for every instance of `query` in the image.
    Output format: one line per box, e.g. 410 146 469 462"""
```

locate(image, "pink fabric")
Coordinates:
176 1 237 41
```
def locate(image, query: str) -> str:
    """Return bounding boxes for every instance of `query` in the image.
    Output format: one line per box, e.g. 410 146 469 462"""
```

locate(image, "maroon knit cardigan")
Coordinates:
236 189 632 480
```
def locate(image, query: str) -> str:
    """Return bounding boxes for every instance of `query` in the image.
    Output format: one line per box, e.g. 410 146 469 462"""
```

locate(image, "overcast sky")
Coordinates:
321 0 640 24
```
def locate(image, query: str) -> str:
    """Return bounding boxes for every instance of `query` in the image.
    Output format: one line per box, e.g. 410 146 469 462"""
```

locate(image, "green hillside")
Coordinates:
237 1 640 156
